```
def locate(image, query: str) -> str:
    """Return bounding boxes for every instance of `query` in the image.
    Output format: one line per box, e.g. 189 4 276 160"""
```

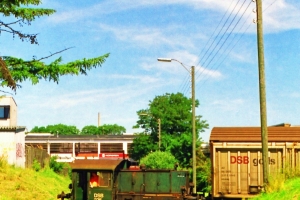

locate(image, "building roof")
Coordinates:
0 126 26 132
210 126 300 142
69 158 126 170
25 134 136 143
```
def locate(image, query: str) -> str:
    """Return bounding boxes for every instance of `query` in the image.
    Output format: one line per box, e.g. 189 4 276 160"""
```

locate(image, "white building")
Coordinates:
0 96 26 167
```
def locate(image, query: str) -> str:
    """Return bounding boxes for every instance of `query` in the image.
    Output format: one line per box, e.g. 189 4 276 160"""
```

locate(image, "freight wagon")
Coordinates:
57 158 200 200
209 124 300 199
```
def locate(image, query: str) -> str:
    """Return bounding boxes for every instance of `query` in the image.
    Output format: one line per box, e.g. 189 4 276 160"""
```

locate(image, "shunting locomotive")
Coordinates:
57 158 200 200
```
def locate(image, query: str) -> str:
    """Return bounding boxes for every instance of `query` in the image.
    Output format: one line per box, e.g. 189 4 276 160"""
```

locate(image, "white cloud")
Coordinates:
46 0 300 34
109 74 160 84
211 98 245 111
262 0 300 32
96 24 195 50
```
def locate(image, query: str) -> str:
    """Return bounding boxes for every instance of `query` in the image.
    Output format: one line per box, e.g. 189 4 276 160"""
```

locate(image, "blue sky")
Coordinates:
1 0 300 142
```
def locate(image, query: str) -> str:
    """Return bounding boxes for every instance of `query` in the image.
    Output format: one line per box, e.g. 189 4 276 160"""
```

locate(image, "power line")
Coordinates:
196 0 253 82
196 0 243 73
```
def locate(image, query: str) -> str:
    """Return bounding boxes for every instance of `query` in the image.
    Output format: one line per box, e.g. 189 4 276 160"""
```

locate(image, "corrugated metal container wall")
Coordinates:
210 126 300 199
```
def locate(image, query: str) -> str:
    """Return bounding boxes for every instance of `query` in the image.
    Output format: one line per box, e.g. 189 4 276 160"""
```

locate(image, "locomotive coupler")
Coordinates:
57 191 71 200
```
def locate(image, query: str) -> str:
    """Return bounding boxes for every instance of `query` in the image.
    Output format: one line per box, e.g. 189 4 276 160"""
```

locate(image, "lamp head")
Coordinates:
157 58 172 62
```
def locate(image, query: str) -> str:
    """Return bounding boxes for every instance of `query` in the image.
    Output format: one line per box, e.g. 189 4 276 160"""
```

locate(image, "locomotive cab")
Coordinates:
70 170 113 200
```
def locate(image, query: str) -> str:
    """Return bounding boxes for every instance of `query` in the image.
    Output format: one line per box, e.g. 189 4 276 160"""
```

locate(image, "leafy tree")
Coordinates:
139 151 179 169
0 0 109 91
101 124 126 135
81 125 101 135
195 147 211 193
30 123 126 135
130 92 209 167
30 124 80 135
30 126 47 133
130 133 157 160
81 124 126 135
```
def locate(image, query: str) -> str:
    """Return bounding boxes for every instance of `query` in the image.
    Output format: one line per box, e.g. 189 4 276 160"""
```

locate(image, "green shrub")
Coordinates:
32 159 41 172
140 151 179 169
49 156 65 173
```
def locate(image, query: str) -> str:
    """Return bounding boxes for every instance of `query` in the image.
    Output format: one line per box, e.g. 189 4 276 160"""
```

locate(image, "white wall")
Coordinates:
15 129 26 167
0 129 26 168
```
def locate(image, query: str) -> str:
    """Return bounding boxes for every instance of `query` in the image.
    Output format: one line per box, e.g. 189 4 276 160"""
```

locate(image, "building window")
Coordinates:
0 106 10 119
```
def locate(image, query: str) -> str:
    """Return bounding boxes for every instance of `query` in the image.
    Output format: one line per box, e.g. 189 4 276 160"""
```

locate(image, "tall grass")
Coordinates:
251 162 300 200
0 156 71 200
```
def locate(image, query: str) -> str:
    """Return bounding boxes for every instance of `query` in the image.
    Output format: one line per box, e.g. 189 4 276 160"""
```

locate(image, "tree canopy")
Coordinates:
130 92 209 167
130 92 210 191
30 123 126 135
30 124 80 135
81 124 126 135
0 0 109 91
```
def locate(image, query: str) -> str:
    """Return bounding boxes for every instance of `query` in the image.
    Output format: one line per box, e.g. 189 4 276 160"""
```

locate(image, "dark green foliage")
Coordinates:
30 123 126 135
0 0 110 91
140 151 179 169
49 156 65 173
1 54 109 87
131 92 210 191
129 133 157 160
77 124 126 135
81 125 101 135
195 149 211 193
30 124 80 135
0 0 55 44
131 92 209 167
100 124 126 135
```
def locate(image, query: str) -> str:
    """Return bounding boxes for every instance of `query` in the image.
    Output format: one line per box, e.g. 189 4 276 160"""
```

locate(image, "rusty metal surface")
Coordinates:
210 126 300 142
69 158 125 170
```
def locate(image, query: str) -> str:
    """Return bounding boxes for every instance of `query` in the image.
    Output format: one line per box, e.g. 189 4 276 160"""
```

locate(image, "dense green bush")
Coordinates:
49 156 65 173
140 151 179 169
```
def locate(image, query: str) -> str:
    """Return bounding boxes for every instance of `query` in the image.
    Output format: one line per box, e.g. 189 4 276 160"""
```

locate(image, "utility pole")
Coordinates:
157 58 197 193
157 118 161 150
256 0 269 185
191 66 196 194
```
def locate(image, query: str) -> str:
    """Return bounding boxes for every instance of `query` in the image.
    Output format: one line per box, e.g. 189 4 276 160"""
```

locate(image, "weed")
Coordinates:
0 155 8 169
32 159 41 172
15 183 21 190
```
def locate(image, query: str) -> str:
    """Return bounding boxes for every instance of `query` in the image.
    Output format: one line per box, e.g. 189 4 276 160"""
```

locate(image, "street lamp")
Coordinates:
157 58 196 194
139 113 161 150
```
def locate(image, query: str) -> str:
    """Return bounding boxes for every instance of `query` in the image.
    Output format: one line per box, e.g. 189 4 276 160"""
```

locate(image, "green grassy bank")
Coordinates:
0 162 70 200
250 177 300 200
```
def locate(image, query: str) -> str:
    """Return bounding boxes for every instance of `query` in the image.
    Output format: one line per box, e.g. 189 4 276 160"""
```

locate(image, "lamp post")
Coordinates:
139 113 161 150
157 58 196 194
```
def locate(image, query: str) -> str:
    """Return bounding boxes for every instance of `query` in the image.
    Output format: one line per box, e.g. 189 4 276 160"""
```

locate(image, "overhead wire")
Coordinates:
193 0 236 68
179 0 279 98
195 0 243 73
196 0 253 82
178 72 192 97
195 0 279 90
263 0 278 12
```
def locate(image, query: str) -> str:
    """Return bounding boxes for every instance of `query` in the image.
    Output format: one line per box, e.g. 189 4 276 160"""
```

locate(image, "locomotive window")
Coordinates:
90 171 111 188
